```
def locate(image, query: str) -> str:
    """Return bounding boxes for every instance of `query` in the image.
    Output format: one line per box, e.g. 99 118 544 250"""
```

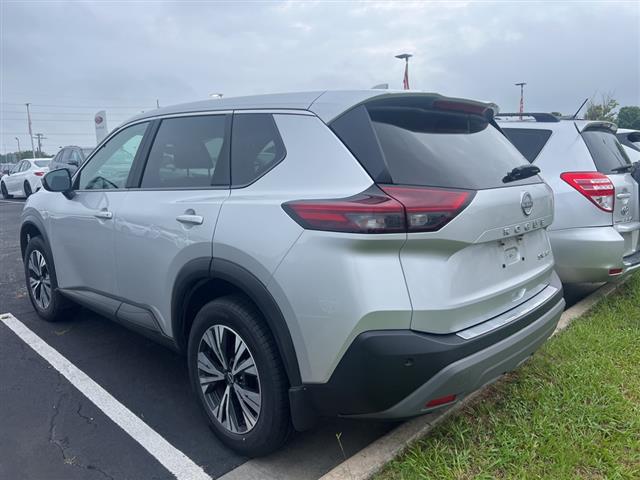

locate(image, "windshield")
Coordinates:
82 148 94 158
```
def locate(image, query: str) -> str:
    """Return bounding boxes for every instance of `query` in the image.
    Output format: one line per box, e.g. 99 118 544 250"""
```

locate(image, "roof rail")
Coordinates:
494 112 561 123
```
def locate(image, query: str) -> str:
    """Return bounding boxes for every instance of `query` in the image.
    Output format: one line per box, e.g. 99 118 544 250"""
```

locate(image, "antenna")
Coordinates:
572 98 589 119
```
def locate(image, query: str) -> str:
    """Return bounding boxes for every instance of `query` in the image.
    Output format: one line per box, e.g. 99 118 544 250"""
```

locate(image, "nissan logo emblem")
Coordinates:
521 192 533 216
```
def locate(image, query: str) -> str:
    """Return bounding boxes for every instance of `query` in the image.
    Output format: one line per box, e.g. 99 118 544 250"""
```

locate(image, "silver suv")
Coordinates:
21 91 565 456
498 113 640 283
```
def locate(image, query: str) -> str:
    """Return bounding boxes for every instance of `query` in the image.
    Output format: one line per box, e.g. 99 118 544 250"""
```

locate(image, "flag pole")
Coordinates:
25 103 36 157
395 53 413 90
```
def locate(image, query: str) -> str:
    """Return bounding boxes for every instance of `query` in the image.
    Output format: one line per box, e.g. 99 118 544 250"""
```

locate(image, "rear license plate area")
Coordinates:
501 237 522 267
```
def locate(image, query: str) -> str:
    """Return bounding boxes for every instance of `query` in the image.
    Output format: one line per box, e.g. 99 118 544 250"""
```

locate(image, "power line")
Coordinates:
1 102 155 109
2 118 132 122
1 111 141 117
1 131 95 135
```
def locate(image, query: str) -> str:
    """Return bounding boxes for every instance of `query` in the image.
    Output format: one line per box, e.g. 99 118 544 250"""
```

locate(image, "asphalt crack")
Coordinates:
76 402 96 427
47 380 114 480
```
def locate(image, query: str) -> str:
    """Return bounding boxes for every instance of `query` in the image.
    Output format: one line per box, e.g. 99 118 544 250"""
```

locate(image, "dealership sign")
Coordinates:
95 110 108 144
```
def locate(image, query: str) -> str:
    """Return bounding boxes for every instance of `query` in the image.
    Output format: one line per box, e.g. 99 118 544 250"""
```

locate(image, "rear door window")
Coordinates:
582 129 632 173
140 115 229 189
501 128 552 162
331 98 540 190
231 113 286 187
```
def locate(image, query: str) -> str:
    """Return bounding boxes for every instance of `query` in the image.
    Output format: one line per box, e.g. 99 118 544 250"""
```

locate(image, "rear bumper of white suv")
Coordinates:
300 276 564 420
550 226 640 283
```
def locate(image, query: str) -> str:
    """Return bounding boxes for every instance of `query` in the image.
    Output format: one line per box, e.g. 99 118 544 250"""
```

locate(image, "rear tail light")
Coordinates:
34 171 45 177
282 185 473 234
560 172 614 212
609 268 623 276
381 185 473 232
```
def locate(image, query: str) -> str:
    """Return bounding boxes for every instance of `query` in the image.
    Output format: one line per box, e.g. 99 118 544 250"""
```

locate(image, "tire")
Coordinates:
24 236 72 322
23 181 32 198
1 181 11 199
188 295 292 456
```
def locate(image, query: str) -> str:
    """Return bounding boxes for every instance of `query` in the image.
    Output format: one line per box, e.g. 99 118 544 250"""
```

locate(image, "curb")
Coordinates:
319 280 627 480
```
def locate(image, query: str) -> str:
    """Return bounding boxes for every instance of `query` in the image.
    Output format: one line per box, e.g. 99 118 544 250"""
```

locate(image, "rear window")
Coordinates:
34 160 50 167
582 129 631 173
331 98 540 190
501 128 552 162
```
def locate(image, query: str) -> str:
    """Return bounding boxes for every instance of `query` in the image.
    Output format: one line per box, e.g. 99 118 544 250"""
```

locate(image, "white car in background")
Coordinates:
497 114 640 284
1 158 51 199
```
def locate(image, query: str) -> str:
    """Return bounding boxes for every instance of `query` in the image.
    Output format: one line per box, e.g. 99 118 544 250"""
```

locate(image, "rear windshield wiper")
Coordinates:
503 164 541 183
611 163 635 173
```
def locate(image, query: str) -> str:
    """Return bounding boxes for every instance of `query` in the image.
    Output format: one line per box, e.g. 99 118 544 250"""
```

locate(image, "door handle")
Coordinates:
616 192 632 199
94 210 113 220
176 214 204 225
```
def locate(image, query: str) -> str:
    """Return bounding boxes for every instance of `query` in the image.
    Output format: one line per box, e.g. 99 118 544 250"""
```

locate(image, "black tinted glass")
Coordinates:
231 114 286 186
141 115 229 188
367 108 538 189
582 130 631 173
501 128 552 162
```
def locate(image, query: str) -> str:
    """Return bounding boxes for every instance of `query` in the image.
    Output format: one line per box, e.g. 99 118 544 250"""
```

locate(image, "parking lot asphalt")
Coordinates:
0 197 602 480
0 198 395 480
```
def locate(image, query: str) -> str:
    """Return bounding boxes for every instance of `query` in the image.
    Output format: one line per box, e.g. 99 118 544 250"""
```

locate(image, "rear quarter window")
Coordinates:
582 129 631 173
231 113 286 187
331 98 540 190
501 128 552 163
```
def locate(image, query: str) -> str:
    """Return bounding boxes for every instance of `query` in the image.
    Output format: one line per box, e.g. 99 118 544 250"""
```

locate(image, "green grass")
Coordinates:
378 276 640 480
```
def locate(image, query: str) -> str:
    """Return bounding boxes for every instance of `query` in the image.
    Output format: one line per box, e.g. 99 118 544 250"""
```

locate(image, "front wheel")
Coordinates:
1 181 11 199
188 295 292 456
24 236 72 321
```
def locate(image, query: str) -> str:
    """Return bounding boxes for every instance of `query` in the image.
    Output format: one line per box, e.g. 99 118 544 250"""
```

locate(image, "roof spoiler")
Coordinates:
575 121 617 133
494 112 560 123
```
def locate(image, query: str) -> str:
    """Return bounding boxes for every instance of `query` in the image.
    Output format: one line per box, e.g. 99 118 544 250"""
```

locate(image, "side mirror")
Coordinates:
42 169 74 198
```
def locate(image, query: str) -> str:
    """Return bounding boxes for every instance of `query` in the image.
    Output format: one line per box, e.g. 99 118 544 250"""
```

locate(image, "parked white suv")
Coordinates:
21 91 564 455
498 113 640 283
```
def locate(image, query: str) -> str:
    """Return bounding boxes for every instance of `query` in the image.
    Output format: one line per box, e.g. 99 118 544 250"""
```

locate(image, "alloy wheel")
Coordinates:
197 324 262 434
28 250 51 310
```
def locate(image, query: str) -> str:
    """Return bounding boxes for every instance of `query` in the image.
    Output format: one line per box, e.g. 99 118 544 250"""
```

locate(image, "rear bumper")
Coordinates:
299 281 564 420
549 226 640 283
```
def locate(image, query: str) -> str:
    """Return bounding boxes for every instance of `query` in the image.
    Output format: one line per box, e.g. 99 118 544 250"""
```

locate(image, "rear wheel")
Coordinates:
1 181 11 199
188 295 292 456
23 181 32 198
24 236 72 322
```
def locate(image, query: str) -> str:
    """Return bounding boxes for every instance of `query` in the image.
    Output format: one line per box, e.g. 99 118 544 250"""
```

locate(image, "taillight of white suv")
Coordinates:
560 171 614 212
282 185 474 233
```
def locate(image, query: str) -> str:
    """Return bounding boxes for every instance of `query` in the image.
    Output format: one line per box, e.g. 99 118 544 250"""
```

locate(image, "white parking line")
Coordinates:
0 312 211 480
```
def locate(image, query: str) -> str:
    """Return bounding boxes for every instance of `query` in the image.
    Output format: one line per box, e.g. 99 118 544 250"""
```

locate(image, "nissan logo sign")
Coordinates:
521 192 533 216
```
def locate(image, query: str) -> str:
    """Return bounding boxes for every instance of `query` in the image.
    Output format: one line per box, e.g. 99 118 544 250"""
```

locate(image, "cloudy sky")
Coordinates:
1 0 639 155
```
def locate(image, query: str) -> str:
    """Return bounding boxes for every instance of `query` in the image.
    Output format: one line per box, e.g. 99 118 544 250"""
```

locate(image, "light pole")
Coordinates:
25 103 36 157
515 82 526 119
15 137 21 160
395 53 413 90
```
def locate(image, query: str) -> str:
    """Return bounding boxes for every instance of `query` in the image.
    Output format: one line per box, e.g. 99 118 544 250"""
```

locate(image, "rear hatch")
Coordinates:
580 123 640 258
330 94 556 334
